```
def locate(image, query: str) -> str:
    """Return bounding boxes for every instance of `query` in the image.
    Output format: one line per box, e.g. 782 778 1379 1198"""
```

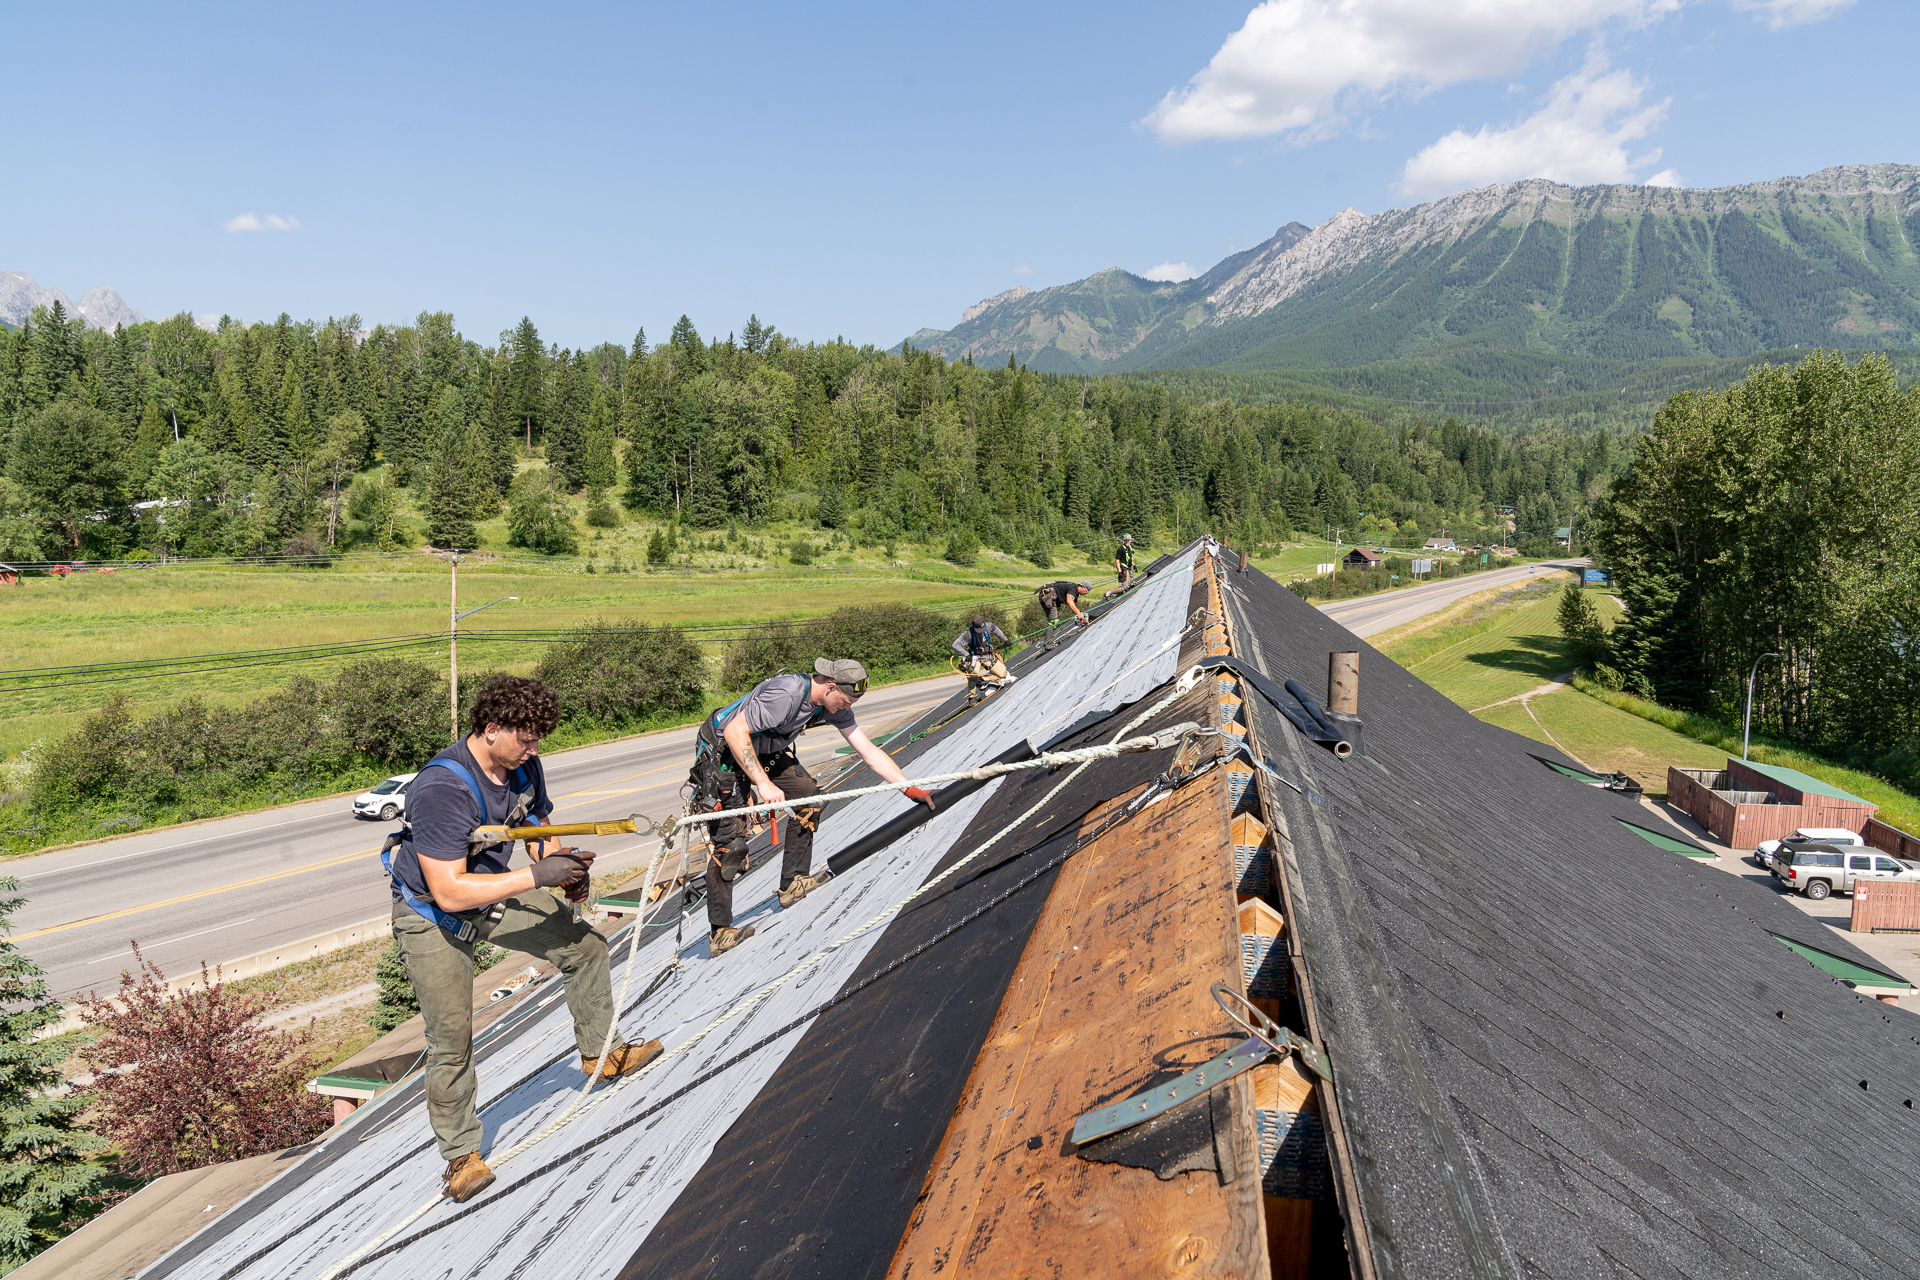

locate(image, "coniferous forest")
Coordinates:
0 304 1622 565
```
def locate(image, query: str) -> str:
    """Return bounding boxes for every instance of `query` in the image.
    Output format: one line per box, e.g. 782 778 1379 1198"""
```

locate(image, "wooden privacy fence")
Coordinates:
1852 880 1920 934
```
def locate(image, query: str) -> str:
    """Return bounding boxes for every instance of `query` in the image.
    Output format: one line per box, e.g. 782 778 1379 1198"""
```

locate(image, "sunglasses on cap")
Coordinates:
835 677 869 698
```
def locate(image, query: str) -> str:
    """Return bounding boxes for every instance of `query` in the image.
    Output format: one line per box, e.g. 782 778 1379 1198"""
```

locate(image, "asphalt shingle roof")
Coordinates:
1217 557 1920 1278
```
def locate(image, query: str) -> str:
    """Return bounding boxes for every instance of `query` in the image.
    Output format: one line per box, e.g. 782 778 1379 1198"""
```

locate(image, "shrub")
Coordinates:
533 620 706 727
646 528 668 564
943 530 979 566
333 658 448 764
788 537 816 566
1024 533 1053 569
77 947 331 1179
584 489 619 528
506 468 579 555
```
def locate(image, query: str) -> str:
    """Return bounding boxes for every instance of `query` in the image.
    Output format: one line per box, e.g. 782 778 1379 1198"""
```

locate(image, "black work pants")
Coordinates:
704 753 821 933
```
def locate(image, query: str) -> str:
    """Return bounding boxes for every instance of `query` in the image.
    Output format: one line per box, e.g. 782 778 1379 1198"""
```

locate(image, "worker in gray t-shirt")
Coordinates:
688 658 932 955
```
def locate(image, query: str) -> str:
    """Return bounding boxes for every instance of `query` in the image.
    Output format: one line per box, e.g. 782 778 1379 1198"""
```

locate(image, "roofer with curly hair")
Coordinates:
384 675 662 1204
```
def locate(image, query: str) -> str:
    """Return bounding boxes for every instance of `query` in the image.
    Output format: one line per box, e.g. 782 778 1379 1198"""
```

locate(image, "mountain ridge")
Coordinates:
908 164 1920 374
0 272 147 332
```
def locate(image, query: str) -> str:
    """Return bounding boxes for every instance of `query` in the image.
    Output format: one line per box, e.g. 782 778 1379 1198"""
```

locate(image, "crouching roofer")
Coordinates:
1035 578 1093 649
691 658 934 957
385 675 663 1205
951 614 1015 699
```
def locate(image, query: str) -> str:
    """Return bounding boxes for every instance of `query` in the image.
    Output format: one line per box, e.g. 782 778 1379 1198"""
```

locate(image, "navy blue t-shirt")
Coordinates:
390 739 553 902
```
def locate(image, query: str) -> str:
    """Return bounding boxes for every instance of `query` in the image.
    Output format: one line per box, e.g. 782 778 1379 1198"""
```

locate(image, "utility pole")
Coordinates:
1743 652 1782 760
449 552 462 742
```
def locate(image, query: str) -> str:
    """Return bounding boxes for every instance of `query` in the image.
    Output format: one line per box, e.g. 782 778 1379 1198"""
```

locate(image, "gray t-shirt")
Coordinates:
719 673 856 756
390 739 552 901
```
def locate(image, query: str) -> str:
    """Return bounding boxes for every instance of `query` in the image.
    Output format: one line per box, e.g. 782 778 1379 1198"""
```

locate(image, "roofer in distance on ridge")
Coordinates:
1035 578 1093 650
689 658 934 956
383 676 664 1205
1114 532 1136 590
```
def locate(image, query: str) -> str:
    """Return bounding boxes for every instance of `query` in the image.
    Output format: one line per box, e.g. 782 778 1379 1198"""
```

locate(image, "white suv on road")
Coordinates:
351 773 418 821
1754 827 1863 869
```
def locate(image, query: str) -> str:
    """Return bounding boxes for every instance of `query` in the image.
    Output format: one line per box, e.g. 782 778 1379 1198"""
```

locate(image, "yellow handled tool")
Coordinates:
469 813 663 845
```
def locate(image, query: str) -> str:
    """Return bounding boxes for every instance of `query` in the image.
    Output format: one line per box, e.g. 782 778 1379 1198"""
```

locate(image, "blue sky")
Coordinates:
2 0 1911 350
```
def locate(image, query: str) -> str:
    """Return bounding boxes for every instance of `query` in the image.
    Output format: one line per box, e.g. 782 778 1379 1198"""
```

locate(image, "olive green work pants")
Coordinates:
391 890 618 1161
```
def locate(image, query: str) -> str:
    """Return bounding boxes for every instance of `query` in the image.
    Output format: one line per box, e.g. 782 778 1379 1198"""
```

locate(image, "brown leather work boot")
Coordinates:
710 924 755 956
442 1152 495 1203
581 1039 663 1081
778 872 828 909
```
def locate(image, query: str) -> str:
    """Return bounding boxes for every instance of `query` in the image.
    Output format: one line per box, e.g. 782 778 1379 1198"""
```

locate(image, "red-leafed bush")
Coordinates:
76 946 331 1178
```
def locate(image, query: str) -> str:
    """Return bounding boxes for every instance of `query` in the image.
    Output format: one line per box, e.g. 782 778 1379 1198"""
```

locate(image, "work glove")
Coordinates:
905 786 936 812
530 852 589 891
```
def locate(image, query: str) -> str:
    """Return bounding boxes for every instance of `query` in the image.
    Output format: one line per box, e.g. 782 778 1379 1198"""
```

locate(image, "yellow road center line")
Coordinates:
16 846 382 942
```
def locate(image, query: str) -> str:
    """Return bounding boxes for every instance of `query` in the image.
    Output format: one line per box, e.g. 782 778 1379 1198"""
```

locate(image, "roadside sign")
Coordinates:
1316 563 1336 575
1411 559 1433 575
1583 567 1611 585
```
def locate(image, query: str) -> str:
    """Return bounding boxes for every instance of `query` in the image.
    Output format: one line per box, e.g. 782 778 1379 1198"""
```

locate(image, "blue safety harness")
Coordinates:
382 755 542 943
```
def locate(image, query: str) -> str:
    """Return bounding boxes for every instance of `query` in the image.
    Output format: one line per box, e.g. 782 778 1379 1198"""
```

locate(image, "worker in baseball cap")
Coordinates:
686 658 933 955
1034 579 1094 650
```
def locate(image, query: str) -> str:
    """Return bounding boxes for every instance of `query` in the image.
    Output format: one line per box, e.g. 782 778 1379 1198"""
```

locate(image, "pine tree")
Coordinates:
423 388 478 550
128 398 171 496
367 943 418 1034
583 384 616 491
507 317 545 451
0 876 104 1269
1555 583 1607 665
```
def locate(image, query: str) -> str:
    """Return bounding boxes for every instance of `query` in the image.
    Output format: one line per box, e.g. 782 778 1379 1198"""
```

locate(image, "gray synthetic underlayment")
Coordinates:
148 546 1198 1280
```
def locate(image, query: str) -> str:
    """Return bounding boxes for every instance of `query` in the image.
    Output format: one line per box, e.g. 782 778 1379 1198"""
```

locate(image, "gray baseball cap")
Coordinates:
815 657 869 696
1078 579 1092 591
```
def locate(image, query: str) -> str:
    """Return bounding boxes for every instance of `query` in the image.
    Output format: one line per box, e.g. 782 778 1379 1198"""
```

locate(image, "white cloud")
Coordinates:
1012 264 1033 276
1141 262 1200 282
1727 0 1853 29
223 212 303 232
1644 167 1682 186
1397 54 1670 196
1144 0 1678 143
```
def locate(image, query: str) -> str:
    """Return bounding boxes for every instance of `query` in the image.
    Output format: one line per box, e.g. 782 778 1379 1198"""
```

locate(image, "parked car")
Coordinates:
1754 827 1864 869
351 772 418 821
1773 844 1920 900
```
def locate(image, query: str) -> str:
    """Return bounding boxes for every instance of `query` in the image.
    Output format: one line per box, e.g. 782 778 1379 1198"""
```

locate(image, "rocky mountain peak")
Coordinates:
0 272 148 330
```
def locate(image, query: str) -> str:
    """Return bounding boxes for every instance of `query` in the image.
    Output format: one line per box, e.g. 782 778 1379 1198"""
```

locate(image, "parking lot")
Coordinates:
1641 799 1920 1000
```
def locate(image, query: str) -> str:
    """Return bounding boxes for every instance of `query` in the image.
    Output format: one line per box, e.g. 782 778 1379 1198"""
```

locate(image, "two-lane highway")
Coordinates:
1318 558 1582 638
13 673 964 1004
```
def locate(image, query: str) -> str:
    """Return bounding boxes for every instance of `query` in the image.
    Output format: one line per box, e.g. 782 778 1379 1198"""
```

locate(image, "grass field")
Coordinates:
0 553 1054 761
1474 692 1726 798
1384 582 1611 710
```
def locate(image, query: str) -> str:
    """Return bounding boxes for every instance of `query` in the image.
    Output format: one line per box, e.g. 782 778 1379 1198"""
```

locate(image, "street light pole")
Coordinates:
1743 652 1782 760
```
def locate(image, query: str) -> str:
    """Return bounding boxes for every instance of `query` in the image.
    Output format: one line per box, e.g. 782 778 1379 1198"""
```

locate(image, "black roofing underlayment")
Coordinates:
616 577 1219 1279
1217 556 1920 1279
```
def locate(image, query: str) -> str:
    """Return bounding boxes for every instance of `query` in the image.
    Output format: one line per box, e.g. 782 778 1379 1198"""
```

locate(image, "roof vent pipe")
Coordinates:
1328 651 1359 716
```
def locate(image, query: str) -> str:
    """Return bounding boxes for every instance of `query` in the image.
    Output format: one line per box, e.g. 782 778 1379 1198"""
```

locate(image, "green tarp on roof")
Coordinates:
1737 759 1869 805
1773 935 1910 991
1616 818 1714 858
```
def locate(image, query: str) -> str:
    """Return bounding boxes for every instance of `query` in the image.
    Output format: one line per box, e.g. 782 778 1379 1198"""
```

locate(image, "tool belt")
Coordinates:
1037 585 1058 608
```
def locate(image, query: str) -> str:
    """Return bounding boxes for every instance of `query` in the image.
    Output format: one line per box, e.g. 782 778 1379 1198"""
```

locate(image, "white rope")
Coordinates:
308 683 1193 1280
666 726 1193 834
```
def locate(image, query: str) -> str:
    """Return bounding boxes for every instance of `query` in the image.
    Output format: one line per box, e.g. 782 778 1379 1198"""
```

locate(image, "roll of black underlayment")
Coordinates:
825 740 1037 877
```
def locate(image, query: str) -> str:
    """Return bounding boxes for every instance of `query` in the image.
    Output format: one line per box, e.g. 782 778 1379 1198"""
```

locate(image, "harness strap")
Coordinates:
386 755 539 942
